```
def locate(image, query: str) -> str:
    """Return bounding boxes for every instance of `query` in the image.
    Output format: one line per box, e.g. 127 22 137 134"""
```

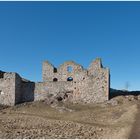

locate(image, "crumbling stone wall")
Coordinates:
37 58 110 103
0 72 34 106
43 61 88 82
34 81 74 102
0 73 18 106
0 57 110 106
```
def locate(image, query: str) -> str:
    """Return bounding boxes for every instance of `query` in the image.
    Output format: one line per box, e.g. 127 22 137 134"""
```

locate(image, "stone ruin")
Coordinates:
0 58 110 106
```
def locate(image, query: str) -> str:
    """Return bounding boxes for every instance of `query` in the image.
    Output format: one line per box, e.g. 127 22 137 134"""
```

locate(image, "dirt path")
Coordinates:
129 103 140 139
0 99 139 139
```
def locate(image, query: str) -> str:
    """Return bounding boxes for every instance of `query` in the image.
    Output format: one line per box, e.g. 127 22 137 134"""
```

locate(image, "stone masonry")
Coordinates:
0 58 110 106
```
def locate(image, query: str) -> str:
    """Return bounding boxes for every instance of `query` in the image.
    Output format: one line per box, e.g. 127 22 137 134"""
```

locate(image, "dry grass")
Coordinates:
0 97 139 139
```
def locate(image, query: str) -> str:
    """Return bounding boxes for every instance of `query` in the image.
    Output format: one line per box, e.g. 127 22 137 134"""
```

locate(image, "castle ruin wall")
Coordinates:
36 58 110 103
0 58 110 106
0 73 16 105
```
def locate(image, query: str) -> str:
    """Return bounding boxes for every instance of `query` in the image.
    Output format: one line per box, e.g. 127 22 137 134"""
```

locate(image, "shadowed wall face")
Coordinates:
21 82 35 103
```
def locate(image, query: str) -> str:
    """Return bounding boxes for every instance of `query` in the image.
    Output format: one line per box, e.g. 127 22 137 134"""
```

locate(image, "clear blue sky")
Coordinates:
0 1 140 91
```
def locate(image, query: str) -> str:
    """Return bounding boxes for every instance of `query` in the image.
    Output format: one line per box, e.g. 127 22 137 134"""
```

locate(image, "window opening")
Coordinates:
67 66 73 72
67 77 73 81
53 68 57 73
53 78 58 82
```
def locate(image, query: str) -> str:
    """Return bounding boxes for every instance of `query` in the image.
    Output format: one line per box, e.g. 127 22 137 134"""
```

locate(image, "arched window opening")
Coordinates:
67 77 73 81
53 68 57 73
53 78 58 82
67 66 73 72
